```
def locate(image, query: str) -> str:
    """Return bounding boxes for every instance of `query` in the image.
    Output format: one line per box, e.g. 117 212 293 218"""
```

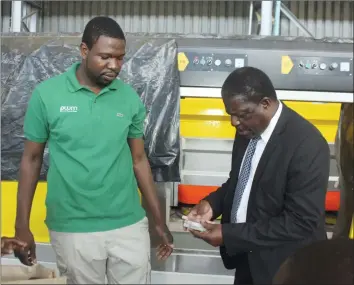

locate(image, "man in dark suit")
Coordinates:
186 67 330 284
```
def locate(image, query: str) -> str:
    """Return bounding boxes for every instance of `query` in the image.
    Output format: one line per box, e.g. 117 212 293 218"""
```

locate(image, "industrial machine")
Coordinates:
173 37 353 219
1 35 353 283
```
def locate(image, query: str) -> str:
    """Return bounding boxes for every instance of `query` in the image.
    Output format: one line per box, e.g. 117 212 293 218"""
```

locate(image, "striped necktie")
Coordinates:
231 136 261 223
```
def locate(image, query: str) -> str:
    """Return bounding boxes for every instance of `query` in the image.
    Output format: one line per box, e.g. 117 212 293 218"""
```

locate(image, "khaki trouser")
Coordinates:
49 217 151 284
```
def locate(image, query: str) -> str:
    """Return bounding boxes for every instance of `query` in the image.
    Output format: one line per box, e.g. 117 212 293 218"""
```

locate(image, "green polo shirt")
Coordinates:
23 62 146 233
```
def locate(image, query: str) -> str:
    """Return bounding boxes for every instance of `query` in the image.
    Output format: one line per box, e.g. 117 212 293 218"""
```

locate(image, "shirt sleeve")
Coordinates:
23 88 49 143
128 97 146 139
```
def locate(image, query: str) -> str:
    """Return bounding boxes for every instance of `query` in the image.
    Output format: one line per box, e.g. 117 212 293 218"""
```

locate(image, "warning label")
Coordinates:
281 55 294 75
178 52 189 72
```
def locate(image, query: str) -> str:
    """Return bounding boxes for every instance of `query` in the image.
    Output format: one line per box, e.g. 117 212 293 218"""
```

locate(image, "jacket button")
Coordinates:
250 251 253 253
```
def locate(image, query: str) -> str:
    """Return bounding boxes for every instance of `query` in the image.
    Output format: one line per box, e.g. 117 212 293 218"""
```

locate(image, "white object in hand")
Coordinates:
183 219 207 232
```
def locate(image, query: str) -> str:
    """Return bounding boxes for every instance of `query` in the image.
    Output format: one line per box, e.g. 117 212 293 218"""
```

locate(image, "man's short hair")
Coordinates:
273 238 354 284
221 66 277 103
82 16 125 49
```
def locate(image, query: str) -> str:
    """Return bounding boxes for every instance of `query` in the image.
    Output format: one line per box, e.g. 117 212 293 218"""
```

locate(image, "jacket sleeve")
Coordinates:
222 136 330 254
204 134 238 220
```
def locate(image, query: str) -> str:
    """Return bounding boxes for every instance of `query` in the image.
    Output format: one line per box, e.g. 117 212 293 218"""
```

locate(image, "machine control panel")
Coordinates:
178 51 248 72
292 56 353 77
176 38 353 93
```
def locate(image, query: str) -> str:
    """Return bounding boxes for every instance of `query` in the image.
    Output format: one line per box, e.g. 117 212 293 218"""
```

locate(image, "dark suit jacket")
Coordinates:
204 104 330 284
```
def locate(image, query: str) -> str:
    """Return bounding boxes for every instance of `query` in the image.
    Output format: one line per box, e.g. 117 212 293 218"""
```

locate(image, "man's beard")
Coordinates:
84 59 109 87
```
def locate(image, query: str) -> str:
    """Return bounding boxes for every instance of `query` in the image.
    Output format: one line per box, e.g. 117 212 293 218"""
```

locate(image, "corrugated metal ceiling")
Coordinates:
2 1 353 38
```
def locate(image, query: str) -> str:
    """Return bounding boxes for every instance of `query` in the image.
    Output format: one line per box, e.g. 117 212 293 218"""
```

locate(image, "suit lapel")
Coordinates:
252 133 280 184
251 104 290 190
233 136 249 173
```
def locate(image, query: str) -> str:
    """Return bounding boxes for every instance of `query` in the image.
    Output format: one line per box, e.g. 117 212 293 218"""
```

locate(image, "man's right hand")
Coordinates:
14 228 36 266
1 237 27 256
184 200 213 230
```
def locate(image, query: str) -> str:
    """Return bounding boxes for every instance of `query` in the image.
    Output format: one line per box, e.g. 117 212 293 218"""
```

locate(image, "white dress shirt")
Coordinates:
236 102 283 223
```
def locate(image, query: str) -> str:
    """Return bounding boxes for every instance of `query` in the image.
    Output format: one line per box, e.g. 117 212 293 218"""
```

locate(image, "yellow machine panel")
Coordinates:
1 182 49 242
181 98 341 142
1 182 142 243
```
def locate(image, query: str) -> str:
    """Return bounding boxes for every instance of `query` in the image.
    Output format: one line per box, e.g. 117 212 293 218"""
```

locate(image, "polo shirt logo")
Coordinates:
116 113 124 117
60 106 78 113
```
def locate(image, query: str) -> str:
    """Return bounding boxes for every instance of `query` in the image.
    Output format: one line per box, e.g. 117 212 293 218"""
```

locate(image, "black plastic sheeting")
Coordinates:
1 37 180 182
333 103 354 238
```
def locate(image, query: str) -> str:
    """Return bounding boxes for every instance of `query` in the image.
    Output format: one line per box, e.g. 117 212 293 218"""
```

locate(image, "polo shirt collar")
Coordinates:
66 62 120 93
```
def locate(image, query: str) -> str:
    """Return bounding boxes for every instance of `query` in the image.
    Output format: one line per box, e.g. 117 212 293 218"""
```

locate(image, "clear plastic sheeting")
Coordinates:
333 103 354 238
1 35 180 182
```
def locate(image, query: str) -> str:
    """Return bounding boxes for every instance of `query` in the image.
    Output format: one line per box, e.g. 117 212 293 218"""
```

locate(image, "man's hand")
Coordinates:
128 138 174 261
15 140 44 266
1 237 27 256
155 224 174 260
189 221 223 247
14 228 36 266
184 200 213 230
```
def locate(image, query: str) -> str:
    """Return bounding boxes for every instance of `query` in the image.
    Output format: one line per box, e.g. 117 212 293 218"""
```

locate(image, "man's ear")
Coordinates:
80 42 89 60
260 97 272 110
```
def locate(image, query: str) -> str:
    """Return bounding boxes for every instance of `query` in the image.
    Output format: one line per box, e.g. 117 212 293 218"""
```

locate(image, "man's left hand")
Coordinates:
155 224 174 260
189 221 223 247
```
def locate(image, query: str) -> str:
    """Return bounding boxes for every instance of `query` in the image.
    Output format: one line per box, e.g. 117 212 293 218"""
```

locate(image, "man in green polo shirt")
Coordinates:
14 16 173 284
